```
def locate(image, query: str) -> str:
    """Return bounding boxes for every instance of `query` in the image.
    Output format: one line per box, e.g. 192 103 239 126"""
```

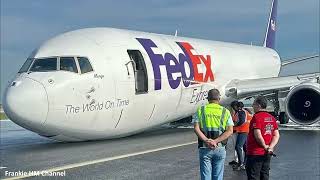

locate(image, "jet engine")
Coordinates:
285 82 320 125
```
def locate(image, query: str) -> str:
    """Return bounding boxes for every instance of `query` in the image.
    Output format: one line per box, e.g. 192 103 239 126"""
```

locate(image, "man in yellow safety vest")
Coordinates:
193 89 234 180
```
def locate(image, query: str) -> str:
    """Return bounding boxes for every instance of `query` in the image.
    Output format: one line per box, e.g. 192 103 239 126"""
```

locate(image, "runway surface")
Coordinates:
1 120 319 180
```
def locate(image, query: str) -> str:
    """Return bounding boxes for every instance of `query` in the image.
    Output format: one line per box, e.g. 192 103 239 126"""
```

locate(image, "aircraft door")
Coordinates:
112 49 154 133
126 50 148 94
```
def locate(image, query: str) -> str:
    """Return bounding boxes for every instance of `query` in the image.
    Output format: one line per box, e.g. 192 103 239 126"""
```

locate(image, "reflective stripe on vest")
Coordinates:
198 104 228 132
200 106 208 133
197 104 229 147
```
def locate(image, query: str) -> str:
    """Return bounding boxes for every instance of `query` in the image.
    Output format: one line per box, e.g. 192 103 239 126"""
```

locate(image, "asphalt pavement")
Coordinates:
0 120 319 180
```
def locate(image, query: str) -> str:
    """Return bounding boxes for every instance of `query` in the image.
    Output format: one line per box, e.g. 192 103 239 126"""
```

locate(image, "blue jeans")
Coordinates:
199 147 226 180
235 133 248 165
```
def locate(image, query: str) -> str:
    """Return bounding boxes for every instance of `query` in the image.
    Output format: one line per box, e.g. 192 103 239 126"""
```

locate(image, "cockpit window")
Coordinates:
19 58 34 73
29 58 57 72
77 57 93 74
60 57 78 73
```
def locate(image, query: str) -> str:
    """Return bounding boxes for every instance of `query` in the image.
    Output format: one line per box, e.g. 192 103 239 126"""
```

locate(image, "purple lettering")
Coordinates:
178 53 193 87
136 38 214 91
136 38 165 90
164 53 181 89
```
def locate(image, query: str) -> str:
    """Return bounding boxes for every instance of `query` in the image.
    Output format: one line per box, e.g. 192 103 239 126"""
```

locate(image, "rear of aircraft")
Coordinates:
262 0 320 125
263 0 278 50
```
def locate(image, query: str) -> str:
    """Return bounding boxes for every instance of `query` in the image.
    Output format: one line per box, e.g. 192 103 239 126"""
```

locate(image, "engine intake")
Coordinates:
285 83 320 125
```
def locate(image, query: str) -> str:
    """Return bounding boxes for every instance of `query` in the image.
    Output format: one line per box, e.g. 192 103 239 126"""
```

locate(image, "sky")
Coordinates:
1 0 319 100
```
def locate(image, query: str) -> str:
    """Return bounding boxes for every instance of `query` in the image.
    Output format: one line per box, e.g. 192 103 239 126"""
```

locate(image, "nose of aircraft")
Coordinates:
3 77 48 131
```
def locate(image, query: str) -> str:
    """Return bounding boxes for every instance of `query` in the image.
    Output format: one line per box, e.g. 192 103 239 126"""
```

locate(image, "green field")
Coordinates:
0 112 8 120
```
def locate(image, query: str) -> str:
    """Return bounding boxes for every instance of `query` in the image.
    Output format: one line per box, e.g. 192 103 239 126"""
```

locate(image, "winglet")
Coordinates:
263 0 278 49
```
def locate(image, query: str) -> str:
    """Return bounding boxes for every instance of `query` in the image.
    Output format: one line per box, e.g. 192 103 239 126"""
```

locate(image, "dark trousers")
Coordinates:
246 155 271 180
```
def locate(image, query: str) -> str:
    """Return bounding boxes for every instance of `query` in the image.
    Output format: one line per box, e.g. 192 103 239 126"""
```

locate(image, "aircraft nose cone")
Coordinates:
3 77 48 131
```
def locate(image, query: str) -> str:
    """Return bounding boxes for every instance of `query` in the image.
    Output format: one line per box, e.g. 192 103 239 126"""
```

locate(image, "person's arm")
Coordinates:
253 129 269 150
268 130 280 151
194 123 215 148
212 125 233 144
210 113 234 146
193 110 211 145
194 123 209 142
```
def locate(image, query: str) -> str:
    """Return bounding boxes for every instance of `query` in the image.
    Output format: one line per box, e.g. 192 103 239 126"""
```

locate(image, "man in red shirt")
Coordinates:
246 96 280 180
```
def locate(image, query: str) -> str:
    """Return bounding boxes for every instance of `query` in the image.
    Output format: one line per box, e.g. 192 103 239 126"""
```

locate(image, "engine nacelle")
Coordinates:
285 82 320 125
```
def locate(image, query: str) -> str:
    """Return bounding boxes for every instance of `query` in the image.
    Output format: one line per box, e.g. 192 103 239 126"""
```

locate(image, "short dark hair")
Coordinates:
237 101 244 108
254 96 268 109
207 89 220 101
230 101 238 108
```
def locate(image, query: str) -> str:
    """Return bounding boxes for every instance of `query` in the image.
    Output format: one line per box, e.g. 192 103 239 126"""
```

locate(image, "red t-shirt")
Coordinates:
247 111 278 155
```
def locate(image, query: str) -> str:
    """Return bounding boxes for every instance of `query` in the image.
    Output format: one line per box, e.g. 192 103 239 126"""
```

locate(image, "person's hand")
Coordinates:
267 147 274 154
206 139 218 149
210 139 218 149
205 139 212 148
205 139 214 149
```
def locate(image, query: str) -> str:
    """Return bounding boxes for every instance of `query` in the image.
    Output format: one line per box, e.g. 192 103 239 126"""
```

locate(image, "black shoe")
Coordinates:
233 164 245 171
228 160 238 165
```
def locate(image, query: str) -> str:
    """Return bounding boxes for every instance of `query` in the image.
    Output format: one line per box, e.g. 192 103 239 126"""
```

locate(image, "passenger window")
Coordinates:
30 58 57 72
60 57 78 73
77 57 93 74
19 58 34 73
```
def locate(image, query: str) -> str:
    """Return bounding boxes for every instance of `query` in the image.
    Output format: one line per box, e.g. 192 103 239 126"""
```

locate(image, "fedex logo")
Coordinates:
271 19 276 31
136 38 214 90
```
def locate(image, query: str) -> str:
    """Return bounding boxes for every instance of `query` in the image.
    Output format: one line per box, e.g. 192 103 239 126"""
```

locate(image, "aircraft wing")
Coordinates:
224 72 320 125
225 72 320 99
225 54 319 99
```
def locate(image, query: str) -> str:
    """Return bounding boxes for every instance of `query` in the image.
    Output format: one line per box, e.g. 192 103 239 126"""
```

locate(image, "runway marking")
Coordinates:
279 124 320 131
2 141 197 180
279 127 320 131
0 166 7 169
0 120 11 122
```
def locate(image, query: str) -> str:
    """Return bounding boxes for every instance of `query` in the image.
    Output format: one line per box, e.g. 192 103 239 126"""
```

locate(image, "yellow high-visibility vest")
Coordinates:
196 103 231 147
197 103 230 134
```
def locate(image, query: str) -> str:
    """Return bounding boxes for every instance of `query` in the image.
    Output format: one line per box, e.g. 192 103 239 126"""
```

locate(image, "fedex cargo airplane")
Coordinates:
3 0 320 141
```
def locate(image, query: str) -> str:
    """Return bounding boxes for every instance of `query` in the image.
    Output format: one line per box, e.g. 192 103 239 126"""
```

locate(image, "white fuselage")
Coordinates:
3 28 281 141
